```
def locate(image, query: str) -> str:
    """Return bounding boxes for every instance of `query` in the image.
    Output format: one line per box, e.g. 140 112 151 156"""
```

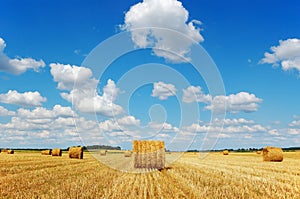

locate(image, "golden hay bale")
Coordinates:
223 150 229 155
7 150 14 154
124 150 132 157
263 146 283 162
1 149 8 153
100 150 107 156
68 146 83 159
256 151 262 154
52 148 62 156
41 149 52 155
133 140 165 169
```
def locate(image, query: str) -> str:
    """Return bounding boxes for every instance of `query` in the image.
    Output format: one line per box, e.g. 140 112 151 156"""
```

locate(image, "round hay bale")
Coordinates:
263 146 283 162
223 150 229 155
1 149 8 153
100 150 107 156
68 146 83 159
256 150 262 154
41 149 52 155
124 150 132 157
52 148 62 156
7 150 14 154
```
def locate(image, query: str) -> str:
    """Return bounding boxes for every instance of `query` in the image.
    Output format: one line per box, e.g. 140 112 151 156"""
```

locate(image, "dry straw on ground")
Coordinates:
124 150 132 157
68 146 83 159
7 150 14 154
52 148 62 156
41 150 52 155
256 151 262 154
133 140 165 169
100 150 107 156
263 146 283 162
223 150 229 155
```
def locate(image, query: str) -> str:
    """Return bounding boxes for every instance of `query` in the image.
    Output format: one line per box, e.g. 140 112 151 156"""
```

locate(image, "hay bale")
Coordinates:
133 140 165 169
256 150 262 154
263 146 283 162
223 150 229 155
52 148 62 156
41 149 52 155
7 150 14 154
124 150 132 157
1 149 8 153
68 146 83 159
100 150 107 156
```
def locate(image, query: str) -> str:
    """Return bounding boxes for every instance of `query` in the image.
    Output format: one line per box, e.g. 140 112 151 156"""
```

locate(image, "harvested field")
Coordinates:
0 151 299 198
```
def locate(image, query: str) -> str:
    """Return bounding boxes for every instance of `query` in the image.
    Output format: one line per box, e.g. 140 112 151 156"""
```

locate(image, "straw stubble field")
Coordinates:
0 151 299 198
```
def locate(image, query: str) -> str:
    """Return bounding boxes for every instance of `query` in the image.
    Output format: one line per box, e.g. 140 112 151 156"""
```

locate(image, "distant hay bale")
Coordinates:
41 149 52 155
263 146 283 162
223 150 229 155
133 140 165 170
1 149 8 153
7 150 14 154
52 148 62 156
256 151 262 154
100 150 107 156
124 150 132 157
68 146 83 159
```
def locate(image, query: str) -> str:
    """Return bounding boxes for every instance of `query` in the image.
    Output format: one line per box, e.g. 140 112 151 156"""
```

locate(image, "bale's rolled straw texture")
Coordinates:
133 140 165 169
223 150 229 155
52 148 62 156
124 150 132 157
68 147 83 159
100 150 107 156
41 150 52 155
7 150 14 154
263 146 283 162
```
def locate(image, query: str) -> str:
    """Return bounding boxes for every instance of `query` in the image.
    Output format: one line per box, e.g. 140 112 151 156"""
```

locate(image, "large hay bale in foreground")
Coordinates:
133 140 165 169
263 146 283 162
52 148 62 156
124 150 132 157
68 146 83 159
7 150 14 154
100 150 107 156
41 149 52 155
223 150 229 155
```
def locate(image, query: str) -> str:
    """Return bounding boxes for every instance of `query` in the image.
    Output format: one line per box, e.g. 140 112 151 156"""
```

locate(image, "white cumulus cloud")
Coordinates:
152 81 177 100
0 90 46 107
50 63 123 117
182 85 211 103
0 38 45 75
0 106 15 116
261 38 300 74
205 92 262 114
121 0 204 63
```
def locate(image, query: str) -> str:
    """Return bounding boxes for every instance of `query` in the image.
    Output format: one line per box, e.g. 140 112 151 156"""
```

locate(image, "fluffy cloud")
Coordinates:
289 120 300 127
50 63 98 91
0 38 45 75
50 63 123 117
0 90 47 107
0 105 103 147
121 0 204 63
152 81 177 100
261 38 300 74
0 106 15 116
205 92 262 114
182 85 211 103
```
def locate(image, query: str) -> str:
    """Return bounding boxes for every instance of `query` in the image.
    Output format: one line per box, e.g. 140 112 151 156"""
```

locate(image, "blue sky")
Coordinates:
0 0 299 150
